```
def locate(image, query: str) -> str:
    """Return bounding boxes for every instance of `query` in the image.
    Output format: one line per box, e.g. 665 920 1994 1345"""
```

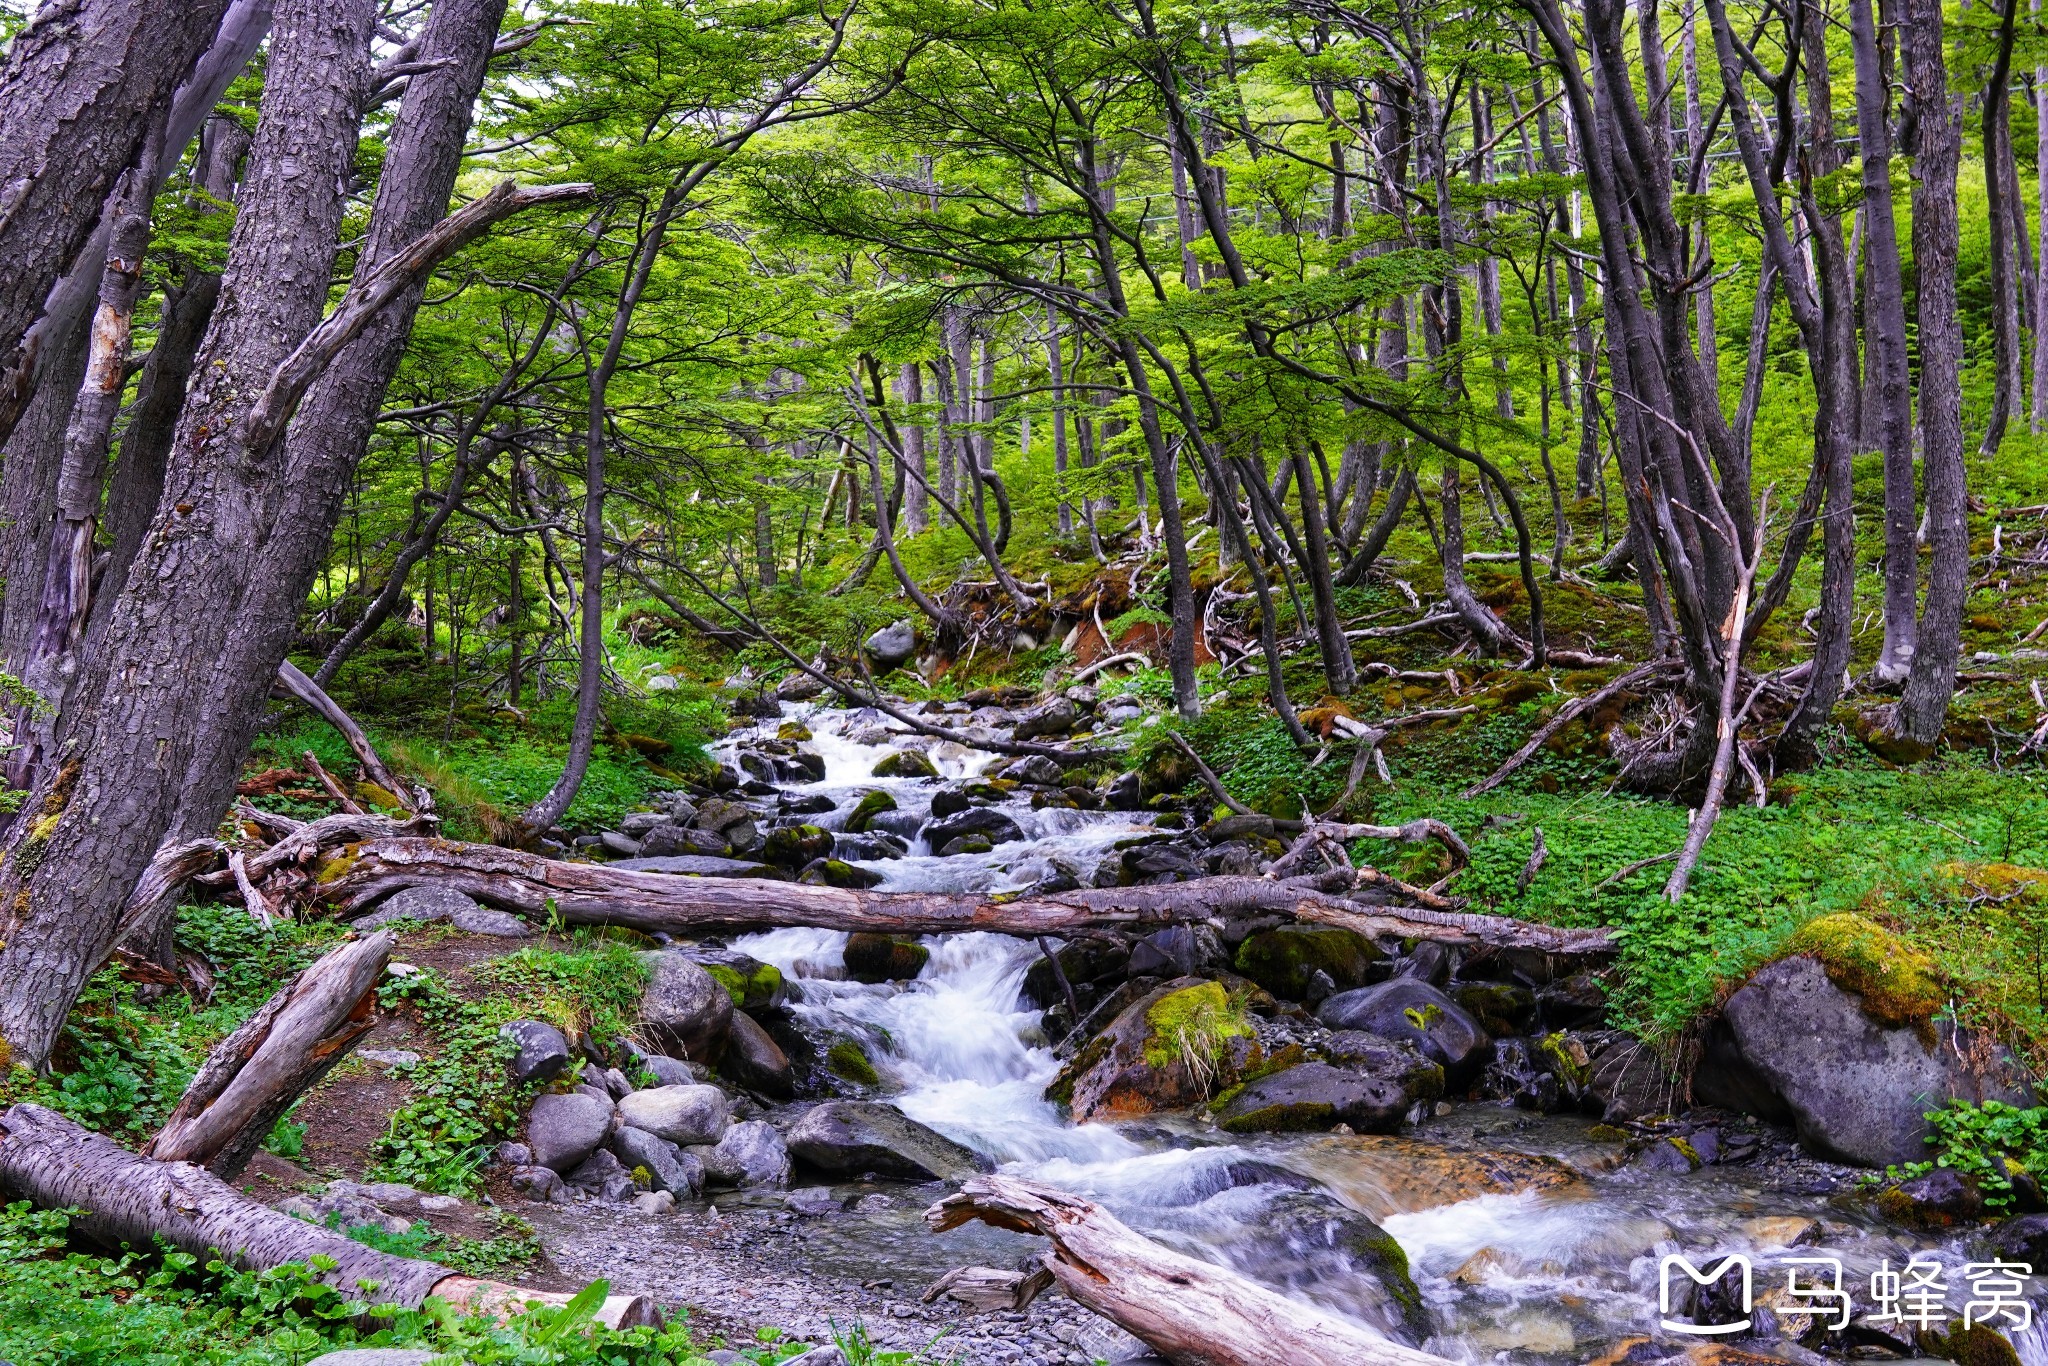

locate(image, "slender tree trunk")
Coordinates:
1044 311 1073 537
2035 26 2048 433
898 362 929 535
1981 0 2023 458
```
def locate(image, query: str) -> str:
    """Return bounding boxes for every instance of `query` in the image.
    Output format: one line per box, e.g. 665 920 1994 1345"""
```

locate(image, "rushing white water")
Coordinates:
722 705 2036 1364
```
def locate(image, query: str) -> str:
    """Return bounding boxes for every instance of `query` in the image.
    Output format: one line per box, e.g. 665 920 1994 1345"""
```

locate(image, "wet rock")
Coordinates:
1013 698 1079 741
508 1164 570 1202
526 1092 615 1173
351 883 479 930
1234 926 1383 1001
865 620 917 670
832 832 904 862
1023 940 1131 1010
937 836 993 856
690 949 787 1013
1216 1061 1409 1134
781 792 836 816
845 790 897 833
602 831 644 857
1451 982 1537 1035
1126 925 1229 979
1316 980 1489 1087
1204 813 1276 842
566 1148 638 1202
1321 1031 1445 1106
922 807 1025 850
1205 841 1270 878
1580 1030 1681 1122
499 1019 570 1085
1714 955 2033 1166
637 952 734 1062
843 933 930 983
1536 971 1609 1029
450 905 529 938
722 1010 795 1098
996 754 1065 787
1103 770 1145 810
1051 978 1257 1120
1389 940 1453 987
612 1125 703 1196
1234 1189 1433 1344
699 1119 791 1188
638 823 733 858
785 1186 844 1217
1120 843 1203 884
1630 1134 1704 1174
785 1101 992 1181
1987 1211 2048 1266
617 1083 729 1146
619 811 666 837
798 858 883 889
871 749 938 779
763 824 835 871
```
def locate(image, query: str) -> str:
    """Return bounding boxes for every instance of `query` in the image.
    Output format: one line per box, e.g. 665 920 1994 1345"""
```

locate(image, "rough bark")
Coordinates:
0 0 381 1072
0 0 237 430
926 1175 1451 1366
306 837 1616 954
146 932 393 1179
1980 0 2024 459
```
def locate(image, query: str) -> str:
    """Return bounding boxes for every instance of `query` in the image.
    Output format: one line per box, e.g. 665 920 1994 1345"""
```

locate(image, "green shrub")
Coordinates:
1890 1100 2048 1211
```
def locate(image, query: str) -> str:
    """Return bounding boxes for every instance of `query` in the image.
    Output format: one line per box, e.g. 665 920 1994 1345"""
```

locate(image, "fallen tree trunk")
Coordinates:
147 931 393 1178
307 837 1614 954
926 1175 1451 1366
0 1103 656 1325
273 659 415 808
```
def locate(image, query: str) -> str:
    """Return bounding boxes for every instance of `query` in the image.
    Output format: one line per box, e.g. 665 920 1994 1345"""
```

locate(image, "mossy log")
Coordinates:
925 1174 1450 1366
0 1104 656 1325
304 836 1615 953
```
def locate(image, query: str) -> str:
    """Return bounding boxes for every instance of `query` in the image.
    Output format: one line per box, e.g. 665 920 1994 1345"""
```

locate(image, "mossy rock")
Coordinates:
762 823 834 870
1052 978 1261 1121
845 789 898 833
777 721 814 741
1534 1032 1591 1091
1783 912 1945 1026
1141 980 1254 1070
1451 982 1537 1035
1924 1323 2023 1366
871 749 938 779
1233 925 1384 1001
616 732 673 759
826 1038 881 1087
843 932 930 983
703 959 787 1013
798 857 883 889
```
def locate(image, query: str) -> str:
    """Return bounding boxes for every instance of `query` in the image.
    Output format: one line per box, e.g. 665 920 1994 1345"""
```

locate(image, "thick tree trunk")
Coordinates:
146 931 393 1179
1891 0 1968 752
2036 33 2048 433
926 1176 1451 1366
0 0 237 431
0 0 382 1072
306 836 1617 954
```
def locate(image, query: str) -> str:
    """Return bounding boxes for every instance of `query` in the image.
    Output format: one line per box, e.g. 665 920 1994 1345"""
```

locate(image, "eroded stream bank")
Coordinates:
300 696 2047 1366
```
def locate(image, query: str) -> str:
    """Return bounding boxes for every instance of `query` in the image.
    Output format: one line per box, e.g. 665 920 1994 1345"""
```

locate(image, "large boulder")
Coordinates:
1234 926 1382 1000
922 807 1025 851
352 884 479 931
638 952 734 1062
689 949 786 1013
1316 979 1489 1087
616 1083 731 1146
1704 952 2032 1167
721 1010 795 1098
763 824 835 871
691 797 762 853
1126 924 1228 979
865 619 917 670
1012 698 1078 741
1322 1031 1446 1107
525 1092 614 1173
785 1101 992 1182
699 1119 791 1188
843 932 930 983
1216 1062 1410 1135
637 823 733 858
872 749 938 779
1236 1189 1433 1345
611 1125 703 1197
499 1019 571 1086
1050 978 1259 1121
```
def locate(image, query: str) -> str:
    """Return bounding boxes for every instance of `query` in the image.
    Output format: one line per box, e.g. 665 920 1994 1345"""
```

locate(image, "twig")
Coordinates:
1517 828 1548 893
1595 850 1680 890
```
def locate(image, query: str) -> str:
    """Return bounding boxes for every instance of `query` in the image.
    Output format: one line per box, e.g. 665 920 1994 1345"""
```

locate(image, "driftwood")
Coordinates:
921 1263 1055 1312
147 932 393 1178
926 1175 1450 1366
0 1104 656 1326
305 837 1615 954
303 749 368 815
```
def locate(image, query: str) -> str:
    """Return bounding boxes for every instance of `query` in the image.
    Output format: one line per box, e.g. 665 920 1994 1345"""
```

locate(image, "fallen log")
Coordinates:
925 1175 1450 1366
306 837 1615 954
274 659 415 809
147 932 393 1178
0 1103 656 1326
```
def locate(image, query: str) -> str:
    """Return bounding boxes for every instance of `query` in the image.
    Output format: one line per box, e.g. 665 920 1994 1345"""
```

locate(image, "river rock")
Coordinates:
799 858 884 889
1013 697 1078 741
785 1101 992 1181
566 1148 638 1202
1580 1030 1681 1122
865 620 917 670
611 1125 703 1196
844 789 897 832
1234 926 1382 1000
871 749 938 779
617 1083 730 1146
620 811 666 837
1216 1061 1410 1134
1023 939 1131 1010
1706 954 2033 1167
699 1119 791 1187
996 754 1064 787
692 797 762 852
352 884 478 930
1051 978 1259 1121
1322 1031 1446 1105
1120 843 1203 884
526 1092 615 1173
499 1019 571 1085
639 822 734 858
1238 1189 1433 1345
508 1164 570 1203
638 952 734 1061
1126 924 1229 979
1317 979 1489 1087
722 1010 795 1097
601 831 644 858
689 948 786 1013
450 905 530 937
922 807 1024 850
1989 1212 2048 1266
763 823 835 870
843 932 930 983
641 1053 707 1087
